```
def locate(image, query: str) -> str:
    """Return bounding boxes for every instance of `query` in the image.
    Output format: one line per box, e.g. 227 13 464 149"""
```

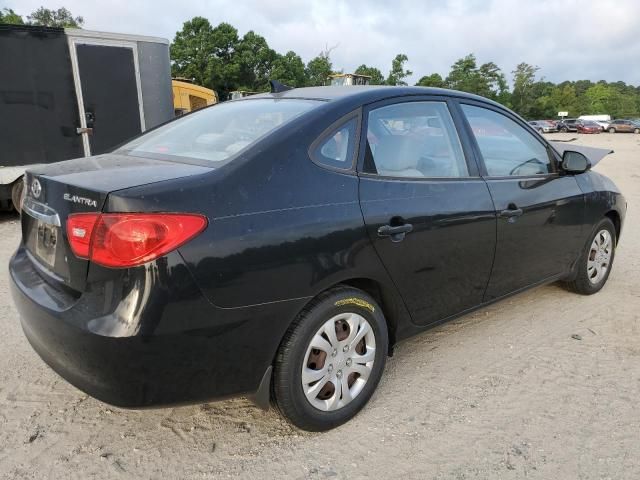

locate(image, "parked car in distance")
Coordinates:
528 120 557 133
10 85 626 432
592 120 610 131
608 119 640 133
557 118 579 132
576 120 602 134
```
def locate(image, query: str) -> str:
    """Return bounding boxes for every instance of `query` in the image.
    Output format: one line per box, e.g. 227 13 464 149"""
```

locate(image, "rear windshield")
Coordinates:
118 98 321 165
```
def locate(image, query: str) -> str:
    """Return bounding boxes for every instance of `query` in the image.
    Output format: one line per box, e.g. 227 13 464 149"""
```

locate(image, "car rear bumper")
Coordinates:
9 246 306 408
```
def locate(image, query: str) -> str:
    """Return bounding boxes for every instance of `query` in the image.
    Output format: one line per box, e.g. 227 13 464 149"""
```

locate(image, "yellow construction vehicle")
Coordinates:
172 79 218 116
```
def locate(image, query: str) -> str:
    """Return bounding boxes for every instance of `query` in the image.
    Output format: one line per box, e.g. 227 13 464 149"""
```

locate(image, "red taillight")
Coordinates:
67 213 100 259
66 213 207 268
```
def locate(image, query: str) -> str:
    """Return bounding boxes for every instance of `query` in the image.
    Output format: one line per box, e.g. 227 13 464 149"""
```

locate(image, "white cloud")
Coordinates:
8 0 640 85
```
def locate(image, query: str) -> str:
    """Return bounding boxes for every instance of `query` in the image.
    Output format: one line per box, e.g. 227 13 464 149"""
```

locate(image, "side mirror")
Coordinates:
562 151 591 174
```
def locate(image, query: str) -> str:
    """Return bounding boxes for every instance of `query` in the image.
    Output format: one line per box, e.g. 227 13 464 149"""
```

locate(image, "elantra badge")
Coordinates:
63 193 98 208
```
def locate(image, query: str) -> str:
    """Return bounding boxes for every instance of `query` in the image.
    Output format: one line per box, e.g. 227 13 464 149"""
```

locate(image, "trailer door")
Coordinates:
71 40 144 155
0 26 84 168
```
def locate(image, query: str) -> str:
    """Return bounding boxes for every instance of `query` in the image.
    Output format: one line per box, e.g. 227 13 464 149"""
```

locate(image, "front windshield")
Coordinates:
119 98 321 164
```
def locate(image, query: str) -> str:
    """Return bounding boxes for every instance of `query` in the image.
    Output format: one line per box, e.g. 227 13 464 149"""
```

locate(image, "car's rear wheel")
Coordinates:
608 127 616 133
272 286 388 431
634 128 640 134
562 218 616 295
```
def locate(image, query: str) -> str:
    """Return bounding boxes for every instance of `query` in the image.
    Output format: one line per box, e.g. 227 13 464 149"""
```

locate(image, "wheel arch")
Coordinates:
337 277 399 348
605 209 621 243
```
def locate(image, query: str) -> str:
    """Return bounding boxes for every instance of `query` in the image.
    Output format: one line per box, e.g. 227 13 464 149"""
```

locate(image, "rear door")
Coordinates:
70 38 144 155
357 97 496 326
457 101 585 301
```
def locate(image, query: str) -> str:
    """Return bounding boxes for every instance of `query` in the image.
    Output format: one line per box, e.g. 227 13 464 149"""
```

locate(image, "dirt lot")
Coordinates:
0 132 639 479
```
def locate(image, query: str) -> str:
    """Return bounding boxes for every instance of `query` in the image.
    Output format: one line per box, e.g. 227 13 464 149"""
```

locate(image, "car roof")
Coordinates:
248 85 507 109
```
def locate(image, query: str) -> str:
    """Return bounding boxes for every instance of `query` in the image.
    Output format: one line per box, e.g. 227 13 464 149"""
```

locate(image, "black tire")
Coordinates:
562 218 616 295
11 177 24 213
272 286 388 431
561 127 568 133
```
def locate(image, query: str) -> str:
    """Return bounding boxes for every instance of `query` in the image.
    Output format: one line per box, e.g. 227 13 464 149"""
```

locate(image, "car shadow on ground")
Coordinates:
0 211 19 224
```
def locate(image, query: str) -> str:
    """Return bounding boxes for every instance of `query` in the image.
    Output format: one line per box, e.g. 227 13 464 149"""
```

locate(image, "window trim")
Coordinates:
356 96 480 181
308 108 362 174
454 99 559 179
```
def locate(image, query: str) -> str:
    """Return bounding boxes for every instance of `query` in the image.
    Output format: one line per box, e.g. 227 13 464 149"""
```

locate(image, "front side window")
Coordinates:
119 98 321 166
461 104 552 177
365 101 468 178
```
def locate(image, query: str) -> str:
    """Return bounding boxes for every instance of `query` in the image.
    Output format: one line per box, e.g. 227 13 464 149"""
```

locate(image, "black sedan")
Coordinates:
10 85 626 431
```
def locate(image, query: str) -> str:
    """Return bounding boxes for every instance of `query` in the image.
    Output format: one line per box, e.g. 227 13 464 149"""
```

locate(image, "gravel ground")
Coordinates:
0 132 639 479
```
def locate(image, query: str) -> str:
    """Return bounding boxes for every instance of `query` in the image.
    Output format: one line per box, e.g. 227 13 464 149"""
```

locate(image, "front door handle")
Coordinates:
377 223 413 242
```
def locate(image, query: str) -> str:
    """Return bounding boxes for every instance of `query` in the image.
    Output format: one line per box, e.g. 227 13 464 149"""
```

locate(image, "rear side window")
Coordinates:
365 101 468 178
312 118 357 170
461 104 552 177
119 99 321 165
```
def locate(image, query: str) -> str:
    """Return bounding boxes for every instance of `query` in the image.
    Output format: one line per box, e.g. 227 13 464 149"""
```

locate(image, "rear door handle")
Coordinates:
377 223 413 242
499 207 524 218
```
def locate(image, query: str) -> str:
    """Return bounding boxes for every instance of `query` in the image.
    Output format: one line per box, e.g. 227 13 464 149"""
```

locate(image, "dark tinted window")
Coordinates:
365 101 468 178
461 104 552 177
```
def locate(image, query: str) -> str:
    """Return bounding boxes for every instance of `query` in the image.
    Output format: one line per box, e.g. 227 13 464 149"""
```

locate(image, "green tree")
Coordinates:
478 61 510 104
170 17 217 88
271 51 307 87
354 64 384 85
445 54 479 92
539 84 579 118
511 62 539 117
386 54 412 86
27 7 83 28
415 73 445 88
207 22 241 96
235 30 277 91
306 54 332 86
0 7 24 24
444 54 508 102
584 83 620 116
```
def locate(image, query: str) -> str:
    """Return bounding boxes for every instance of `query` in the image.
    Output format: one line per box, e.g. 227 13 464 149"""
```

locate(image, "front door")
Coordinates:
73 42 143 155
458 102 585 301
358 98 496 326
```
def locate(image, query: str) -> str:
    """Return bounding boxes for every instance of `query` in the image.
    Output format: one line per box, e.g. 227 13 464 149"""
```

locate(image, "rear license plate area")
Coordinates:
25 217 59 269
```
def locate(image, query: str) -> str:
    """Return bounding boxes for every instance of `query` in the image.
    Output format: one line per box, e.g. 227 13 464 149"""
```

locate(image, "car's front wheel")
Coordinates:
609 127 616 133
562 218 616 295
634 128 640 134
272 286 388 431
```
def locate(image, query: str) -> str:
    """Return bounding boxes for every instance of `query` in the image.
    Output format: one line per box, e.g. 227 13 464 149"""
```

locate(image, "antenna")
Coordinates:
269 80 294 94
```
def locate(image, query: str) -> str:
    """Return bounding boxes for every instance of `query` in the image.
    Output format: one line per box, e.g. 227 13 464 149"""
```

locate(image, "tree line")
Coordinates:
169 17 414 100
413 55 640 119
0 6 83 28
169 18 640 118
2 9 639 118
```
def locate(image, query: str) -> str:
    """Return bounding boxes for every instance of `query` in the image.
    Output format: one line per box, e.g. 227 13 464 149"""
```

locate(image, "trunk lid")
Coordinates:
21 154 212 291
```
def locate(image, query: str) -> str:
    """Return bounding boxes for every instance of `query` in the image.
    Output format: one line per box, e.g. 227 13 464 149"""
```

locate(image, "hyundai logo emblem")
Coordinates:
31 179 42 199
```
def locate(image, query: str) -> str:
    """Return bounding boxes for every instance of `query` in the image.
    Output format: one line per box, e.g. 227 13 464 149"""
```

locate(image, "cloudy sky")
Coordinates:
8 0 640 86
